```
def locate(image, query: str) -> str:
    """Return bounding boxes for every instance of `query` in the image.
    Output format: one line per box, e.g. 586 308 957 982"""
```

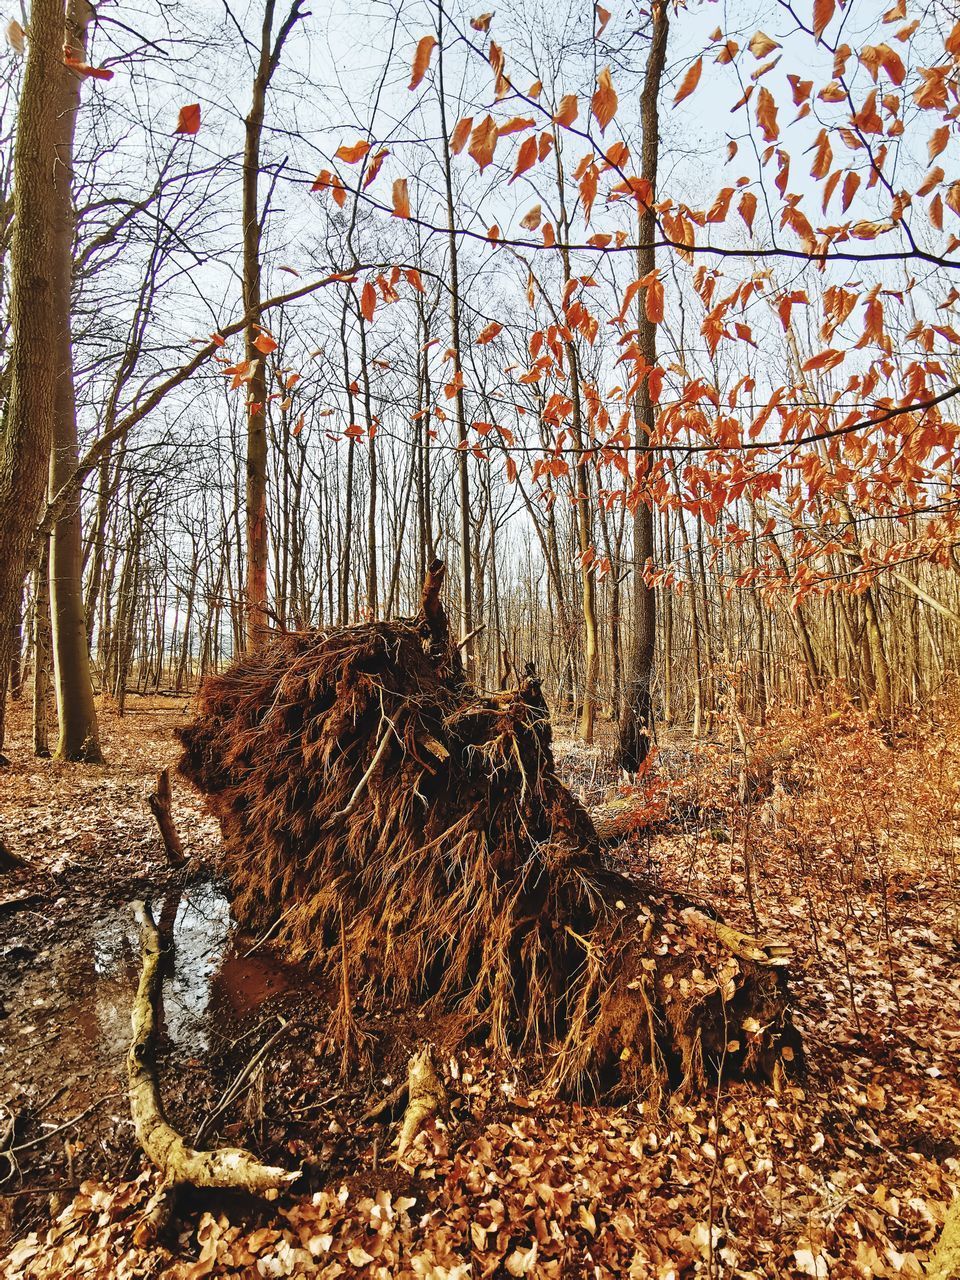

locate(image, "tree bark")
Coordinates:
618 0 668 772
49 0 103 763
0 0 66 760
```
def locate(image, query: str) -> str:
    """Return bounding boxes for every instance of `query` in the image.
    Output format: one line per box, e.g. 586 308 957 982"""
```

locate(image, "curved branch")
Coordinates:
128 900 298 1194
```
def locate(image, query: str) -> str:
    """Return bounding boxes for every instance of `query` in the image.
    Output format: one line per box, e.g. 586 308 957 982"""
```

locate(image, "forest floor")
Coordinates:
0 691 958 1278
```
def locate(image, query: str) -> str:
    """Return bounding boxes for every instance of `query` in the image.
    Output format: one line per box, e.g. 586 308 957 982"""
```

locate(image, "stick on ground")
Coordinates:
146 769 186 867
127 900 297 1194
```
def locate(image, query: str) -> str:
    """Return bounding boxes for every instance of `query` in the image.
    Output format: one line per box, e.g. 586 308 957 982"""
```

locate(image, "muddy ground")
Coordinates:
0 696 959 1277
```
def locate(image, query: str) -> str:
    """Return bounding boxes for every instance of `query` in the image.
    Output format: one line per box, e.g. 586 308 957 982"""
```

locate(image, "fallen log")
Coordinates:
127 900 298 1193
590 793 655 842
177 561 802 1101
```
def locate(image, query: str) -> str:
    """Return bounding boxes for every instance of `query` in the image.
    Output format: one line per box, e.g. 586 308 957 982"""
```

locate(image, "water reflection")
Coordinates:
160 883 233 1051
0 880 285 1105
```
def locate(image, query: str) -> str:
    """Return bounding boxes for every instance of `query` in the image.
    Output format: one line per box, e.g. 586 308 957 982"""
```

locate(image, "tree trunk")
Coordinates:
242 6 272 653
8 587 23 703
436 26 474 672
358 310 378 617
338 301 356 625
32 556 53 758
618 0 668 772
0 0 66 760
48 0 103 763
242 0 303 651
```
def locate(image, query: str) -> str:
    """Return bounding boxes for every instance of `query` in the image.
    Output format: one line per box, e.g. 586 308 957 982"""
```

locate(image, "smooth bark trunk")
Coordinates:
618 0 668 772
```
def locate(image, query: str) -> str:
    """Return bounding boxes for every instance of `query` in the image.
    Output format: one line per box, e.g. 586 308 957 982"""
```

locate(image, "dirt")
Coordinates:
1 695 959 1278
0 694 509 1243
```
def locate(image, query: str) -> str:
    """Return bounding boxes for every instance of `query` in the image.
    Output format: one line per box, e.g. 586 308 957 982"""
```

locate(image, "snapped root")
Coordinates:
145 768 186 867
394 1046 448 1160
127 900 298 1194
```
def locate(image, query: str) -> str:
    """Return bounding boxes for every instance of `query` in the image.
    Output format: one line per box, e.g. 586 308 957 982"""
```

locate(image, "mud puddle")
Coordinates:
0 880 298 1191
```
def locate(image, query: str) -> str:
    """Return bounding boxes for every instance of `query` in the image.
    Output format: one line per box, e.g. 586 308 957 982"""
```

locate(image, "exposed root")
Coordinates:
127 900 298 1194
177 562 801 1101
393 1047 447 1160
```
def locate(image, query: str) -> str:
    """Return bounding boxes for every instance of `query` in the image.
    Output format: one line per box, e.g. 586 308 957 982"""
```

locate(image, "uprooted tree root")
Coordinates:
127 901 298 1197
177 561 801 1101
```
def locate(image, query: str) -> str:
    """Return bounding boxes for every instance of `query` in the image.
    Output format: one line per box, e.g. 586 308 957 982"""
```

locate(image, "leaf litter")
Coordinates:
1 692 959 1277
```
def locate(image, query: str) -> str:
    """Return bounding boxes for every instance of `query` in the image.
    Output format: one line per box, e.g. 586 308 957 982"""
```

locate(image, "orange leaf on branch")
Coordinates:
510 135 538 183
64 46 114 81
392 178 411 218
174 103 201 134
468 116 498 170
738 190 758 233
803 348 846 372
360 282 377 323
928 127 949 162
591 65 618 131
645 275 665 324
673 57 702 105
813 0 835 42
748 31 780 58
553 95 579 127
450 117 473 155
520 203 542 231
363 148 389 188
842 170 861 211
498 116 535 136
488 40 510 98
409 35 436 89
756 86 779 142
335 140 370 163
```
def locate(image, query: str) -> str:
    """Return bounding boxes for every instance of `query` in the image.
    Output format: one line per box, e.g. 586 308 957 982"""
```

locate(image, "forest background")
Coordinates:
4 0 959 765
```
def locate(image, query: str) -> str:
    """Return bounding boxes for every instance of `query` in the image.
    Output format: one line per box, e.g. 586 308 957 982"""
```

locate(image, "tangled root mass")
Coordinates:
178 563 800 1100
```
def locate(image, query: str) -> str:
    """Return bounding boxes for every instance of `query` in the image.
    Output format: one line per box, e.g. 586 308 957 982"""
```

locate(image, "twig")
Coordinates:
194 1018 288 1147
8 1094 121 1154
457 623 486 652
332 722 392 819
243 904 300 956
